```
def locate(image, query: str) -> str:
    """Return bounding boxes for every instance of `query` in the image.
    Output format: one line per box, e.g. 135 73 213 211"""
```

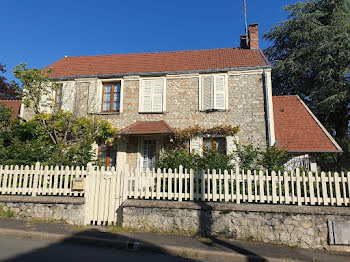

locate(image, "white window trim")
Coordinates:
98 78 124 113
198 73 228 111
138 77 166 113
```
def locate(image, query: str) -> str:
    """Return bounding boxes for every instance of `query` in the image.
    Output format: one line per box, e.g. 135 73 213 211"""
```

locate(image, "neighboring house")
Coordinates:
273 95 342 171
22 23 341 172
0 100 22 119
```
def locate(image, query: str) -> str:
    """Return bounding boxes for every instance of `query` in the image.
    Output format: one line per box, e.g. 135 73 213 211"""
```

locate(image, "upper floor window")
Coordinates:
200 74 228 111
54 83 63 109
102 82 121 112
203 137 226 154
139 78 166 113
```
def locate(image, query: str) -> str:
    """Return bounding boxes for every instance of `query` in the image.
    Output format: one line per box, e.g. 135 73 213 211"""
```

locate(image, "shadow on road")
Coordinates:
1 230 199 262
196 201 267 262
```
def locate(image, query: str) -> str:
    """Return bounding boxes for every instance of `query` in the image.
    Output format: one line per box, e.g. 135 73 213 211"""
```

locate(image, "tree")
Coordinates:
3 63 118 166
0 63 20 100
264 0 350 153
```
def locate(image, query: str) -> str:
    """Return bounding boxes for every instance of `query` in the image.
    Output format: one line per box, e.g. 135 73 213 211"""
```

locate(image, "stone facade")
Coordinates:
96 74 267 147
122 200 350 252
0 196 85 225
23 70 270 169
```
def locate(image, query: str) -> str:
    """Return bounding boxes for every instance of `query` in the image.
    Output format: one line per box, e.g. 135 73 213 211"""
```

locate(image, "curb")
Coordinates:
0 228 290 262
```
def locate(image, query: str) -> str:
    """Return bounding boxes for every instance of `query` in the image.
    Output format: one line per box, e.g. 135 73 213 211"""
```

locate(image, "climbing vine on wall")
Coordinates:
171 124 240 149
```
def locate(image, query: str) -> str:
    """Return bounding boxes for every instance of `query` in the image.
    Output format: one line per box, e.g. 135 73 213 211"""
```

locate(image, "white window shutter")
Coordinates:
61 81 75 112
152 79 163 112
214 75 225 110
141 80 152 112
202 76 213 110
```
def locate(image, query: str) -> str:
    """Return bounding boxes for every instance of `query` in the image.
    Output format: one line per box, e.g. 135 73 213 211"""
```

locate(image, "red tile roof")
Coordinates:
272 95 342 153
46 48 269 78
0 100 21 119
118 121 175 135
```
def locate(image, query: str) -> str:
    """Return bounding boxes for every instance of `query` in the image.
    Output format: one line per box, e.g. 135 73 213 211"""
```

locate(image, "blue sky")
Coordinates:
1 0 296 82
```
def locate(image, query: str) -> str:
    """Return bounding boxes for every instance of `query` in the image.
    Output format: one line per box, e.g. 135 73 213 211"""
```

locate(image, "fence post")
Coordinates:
296 168 302 206
32 162 40 197
236 165 240 204
178 165 183 202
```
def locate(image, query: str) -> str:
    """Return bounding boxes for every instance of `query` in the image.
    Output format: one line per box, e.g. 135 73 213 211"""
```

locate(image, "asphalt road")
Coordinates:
0 236 204 262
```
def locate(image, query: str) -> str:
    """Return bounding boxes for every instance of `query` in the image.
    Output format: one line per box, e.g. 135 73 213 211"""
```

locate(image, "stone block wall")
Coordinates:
122 200 350 252
0 196 85 225
99 73 267 148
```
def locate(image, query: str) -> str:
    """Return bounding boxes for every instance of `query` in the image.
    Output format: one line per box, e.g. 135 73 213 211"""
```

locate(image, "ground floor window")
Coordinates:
203 137 226 154
141 139 157 172
98 142 117 168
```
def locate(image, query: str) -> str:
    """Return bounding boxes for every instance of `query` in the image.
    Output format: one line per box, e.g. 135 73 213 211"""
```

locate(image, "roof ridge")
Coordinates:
60 47 252 59
0 99 21 102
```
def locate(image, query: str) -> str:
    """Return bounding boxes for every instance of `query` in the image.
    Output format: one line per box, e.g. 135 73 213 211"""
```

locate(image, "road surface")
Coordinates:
0 236 205 262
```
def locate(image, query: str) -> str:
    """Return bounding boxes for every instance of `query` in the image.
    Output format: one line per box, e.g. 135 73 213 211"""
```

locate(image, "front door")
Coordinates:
141 139 157 172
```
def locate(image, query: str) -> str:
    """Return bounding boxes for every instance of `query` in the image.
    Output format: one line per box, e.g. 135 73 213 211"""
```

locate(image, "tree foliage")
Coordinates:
264 0 350 146
0 64 118 166
0 63 20 100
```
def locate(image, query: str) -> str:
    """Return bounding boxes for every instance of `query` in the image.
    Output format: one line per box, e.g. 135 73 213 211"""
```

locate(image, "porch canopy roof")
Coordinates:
117 120 175 135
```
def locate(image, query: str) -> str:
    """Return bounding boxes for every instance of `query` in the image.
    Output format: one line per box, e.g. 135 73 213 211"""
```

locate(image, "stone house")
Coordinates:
22 24 341 171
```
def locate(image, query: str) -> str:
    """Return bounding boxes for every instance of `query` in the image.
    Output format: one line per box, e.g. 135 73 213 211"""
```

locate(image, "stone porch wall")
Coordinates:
0 195 85 225
122 200 350 252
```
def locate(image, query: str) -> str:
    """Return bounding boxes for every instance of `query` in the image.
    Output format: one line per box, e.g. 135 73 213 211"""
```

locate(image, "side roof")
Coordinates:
45 48 270 79
0 100 21 119
272 95 342 153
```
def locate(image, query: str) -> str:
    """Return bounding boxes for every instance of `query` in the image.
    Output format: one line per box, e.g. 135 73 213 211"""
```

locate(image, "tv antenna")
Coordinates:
243 0 249 46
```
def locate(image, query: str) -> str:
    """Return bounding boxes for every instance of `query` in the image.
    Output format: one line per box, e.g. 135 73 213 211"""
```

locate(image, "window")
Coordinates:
141 140 157 172
98 143 117 168
139 78 166 113
55 83 63 109
102 82 121 112
200 74 227 111
203 137 226 154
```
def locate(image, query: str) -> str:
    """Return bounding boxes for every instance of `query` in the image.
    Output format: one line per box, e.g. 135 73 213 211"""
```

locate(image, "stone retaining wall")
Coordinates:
0 195 85 225
122 200 350 252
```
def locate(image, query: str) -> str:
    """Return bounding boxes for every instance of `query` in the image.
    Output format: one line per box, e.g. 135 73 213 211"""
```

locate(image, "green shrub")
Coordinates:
156 149 235 171
235 142 289 171
0 205 15 218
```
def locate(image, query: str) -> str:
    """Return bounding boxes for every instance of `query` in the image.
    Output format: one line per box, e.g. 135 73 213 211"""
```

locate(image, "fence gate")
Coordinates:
84 165 128 225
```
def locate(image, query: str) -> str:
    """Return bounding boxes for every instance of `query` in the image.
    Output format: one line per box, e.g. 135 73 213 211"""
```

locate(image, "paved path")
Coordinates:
0 236 203 262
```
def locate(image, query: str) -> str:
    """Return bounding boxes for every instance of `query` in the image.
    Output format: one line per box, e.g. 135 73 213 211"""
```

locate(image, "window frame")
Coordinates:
138 77 166 113
54 83 63 110
101 81 122 113
203 137 227 155
98 142 117 168
199 73 228 111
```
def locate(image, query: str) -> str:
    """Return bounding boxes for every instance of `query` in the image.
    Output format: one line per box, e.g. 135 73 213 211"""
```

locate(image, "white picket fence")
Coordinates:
0 162 86 197
126 166 350 206
1 163 350 208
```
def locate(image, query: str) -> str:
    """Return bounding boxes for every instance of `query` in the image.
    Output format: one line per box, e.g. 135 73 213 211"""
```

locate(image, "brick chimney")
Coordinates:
248 23 259 49
240 23 259 49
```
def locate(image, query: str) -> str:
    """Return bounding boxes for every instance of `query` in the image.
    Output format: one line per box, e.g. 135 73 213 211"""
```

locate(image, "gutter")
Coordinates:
50 65 271 81
263 69 276 146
